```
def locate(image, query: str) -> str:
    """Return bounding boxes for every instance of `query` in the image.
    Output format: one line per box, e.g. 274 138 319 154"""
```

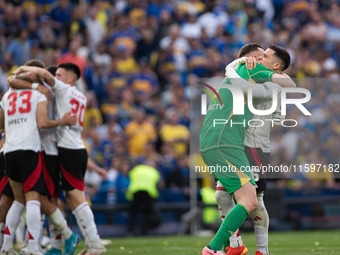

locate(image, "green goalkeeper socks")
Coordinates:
209 204 249 251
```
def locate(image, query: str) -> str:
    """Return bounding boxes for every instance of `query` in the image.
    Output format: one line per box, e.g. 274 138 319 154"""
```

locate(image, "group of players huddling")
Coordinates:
200 43 295 255
0 60 106 255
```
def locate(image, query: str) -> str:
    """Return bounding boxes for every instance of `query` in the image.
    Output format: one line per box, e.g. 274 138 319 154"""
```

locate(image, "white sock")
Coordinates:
2 201 25 251
48 208 72 240
215 181 243 248
75 216 88 243
74 213 89 244
215 181 235 219
0 222 5 247
230 229 243 248
72 202 100 242
15 212 25 248
251 193 269 255
26 200 41 253
39 214 45 248
48 220 62 250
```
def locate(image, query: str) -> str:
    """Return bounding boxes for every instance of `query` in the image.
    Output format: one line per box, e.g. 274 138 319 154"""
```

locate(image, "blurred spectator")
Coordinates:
166 154 190 191
125 109 156 158
157 9 173 39
326 14 340 49
160 110 189 158
3 3 23 38
115 45 138 74
117 88 136 127
66 5 86 42
160 24 189 72
92 42 111 69
186 39 208 77
137 141 162 166
136 26 158 61
302 12 328 43
37 16 57 49
85 60 108 100
6 29 31 66
101 58 127 94
106 15 137 53
85 5 105 54
83 91 103 129
116 158 131 203
49 0 72 35
99 85 119 122
96 116 122 142
58 34 87 75
197 4 228 38
181 13 201 40
128 57 159 103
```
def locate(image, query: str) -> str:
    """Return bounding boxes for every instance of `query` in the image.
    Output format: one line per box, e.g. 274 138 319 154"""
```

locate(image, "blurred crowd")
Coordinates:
1 0 340 206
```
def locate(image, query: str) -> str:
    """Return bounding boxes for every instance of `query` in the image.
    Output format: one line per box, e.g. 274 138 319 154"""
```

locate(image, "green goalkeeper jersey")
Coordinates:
199 63 275 152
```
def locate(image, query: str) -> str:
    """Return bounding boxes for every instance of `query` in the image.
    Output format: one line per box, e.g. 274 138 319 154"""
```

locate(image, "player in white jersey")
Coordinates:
13 63 106 255
214 44 295 255
39 66 67 255
0 87 46 255
2 60 81 255
38 65 81 255
8 62 84 255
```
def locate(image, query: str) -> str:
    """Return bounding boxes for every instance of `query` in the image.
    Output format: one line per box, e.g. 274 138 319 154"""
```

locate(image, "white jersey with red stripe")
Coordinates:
244 94 282 153
0 88 46 153
39 83 58 156
53 78 86 149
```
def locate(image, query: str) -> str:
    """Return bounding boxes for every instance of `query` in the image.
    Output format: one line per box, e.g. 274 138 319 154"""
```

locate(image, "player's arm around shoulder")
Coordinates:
226 68 281 100
8 75 36 90
8 70 38 84
272 72 296 87
37 98 77 129
13 66 56 88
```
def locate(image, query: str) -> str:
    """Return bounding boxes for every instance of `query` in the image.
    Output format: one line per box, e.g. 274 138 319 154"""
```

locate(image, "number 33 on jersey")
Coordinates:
1 88 47 153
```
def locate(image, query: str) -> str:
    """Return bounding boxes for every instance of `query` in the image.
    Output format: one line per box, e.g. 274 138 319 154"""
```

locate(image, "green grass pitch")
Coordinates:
74 230 340 254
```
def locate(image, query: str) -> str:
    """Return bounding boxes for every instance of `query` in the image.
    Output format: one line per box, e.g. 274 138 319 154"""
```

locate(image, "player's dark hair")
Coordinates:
46 65 57 76
58 63 81 80
268 44 291 71
238 43 263 58
24 59 45 68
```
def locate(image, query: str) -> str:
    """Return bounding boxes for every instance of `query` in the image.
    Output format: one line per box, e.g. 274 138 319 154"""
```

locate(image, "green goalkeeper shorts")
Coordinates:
200 147 256 194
